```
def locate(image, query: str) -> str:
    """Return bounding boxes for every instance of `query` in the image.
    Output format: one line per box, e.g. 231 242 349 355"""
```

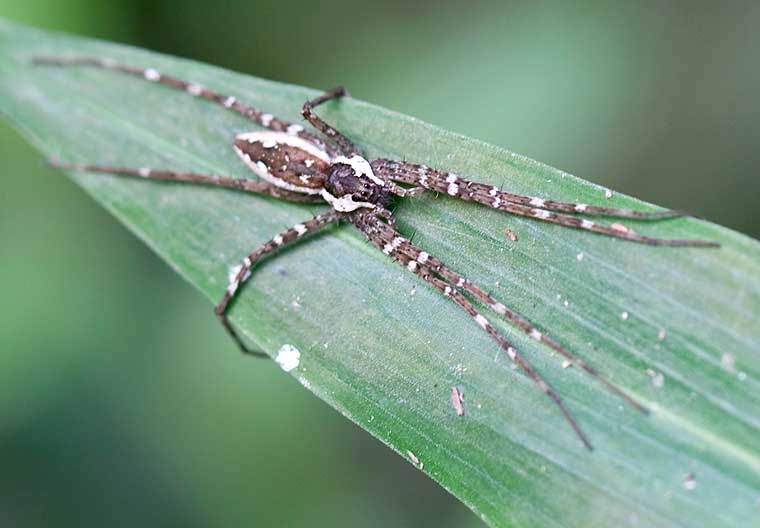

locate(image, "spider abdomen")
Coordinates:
234 131 330 195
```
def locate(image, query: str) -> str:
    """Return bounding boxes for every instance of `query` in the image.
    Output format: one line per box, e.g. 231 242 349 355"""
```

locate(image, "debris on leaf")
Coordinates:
450 386 465 416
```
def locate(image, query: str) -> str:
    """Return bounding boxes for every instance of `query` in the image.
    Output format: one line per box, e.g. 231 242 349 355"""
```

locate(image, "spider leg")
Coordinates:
215 211 341 356
363 214 647 414
301 86 360 156
49 160 324 203
386 180 426 198
33 55 334 154
351 211 593 449
373 206 397 228
371 159 718 246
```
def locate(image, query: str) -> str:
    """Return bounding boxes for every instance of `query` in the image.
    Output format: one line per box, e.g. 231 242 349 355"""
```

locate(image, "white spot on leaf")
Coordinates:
276 344 301 372
721 353 735 371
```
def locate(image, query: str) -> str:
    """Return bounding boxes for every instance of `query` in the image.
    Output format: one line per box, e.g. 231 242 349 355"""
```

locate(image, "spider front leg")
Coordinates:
301 86 360 156
351 211 594 449
33 55 336 155
371 159 719 247
49 161 325 203
215 211 341 356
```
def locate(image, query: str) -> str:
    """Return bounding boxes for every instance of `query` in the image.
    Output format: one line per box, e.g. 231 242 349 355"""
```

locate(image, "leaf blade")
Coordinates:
1 19 758 528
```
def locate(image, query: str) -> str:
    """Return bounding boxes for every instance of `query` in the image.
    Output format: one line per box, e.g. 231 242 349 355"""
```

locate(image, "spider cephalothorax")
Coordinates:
323 155 393 212
36 55 719 450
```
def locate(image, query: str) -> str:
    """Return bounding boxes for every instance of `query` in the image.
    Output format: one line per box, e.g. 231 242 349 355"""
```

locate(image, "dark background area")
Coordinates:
1 2 758 527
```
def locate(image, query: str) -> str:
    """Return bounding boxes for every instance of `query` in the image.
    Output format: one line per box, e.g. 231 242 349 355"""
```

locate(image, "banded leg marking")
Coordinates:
215 211 341 356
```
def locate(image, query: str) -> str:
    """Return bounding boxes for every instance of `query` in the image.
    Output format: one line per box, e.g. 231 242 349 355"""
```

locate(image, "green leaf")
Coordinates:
1 19 758 528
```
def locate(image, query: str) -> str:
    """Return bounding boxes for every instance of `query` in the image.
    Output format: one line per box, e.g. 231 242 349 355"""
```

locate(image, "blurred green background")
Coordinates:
1 2 758 527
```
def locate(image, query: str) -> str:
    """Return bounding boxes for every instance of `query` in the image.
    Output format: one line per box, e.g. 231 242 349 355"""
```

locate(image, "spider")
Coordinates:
34 55 718 450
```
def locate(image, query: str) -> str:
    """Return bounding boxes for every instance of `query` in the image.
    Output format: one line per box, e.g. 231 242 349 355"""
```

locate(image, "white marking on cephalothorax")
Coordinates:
417 251 429 264
407 260 418 272
474 314 489 329
287 124 304 135
273 235 284 246
304 159 314 168
187 83 203 96
533 209 551 219
575 203 588 212
489 187 498 196
294 223 308 236
276 344 301 372
299 175 311 183
333 155 384 186
492 302 507 315
138 167 151 177
419 173 429 187
529 197 546 207
223 96 236 108
457 277 465 287
260 113 274 126
581 220 595 230
530 329 542 341
447 182 459 196
445 174 458 183
321 189 375 212
444 286 452 296
492 197 502 208
144 68 160 81
262 138 277 148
